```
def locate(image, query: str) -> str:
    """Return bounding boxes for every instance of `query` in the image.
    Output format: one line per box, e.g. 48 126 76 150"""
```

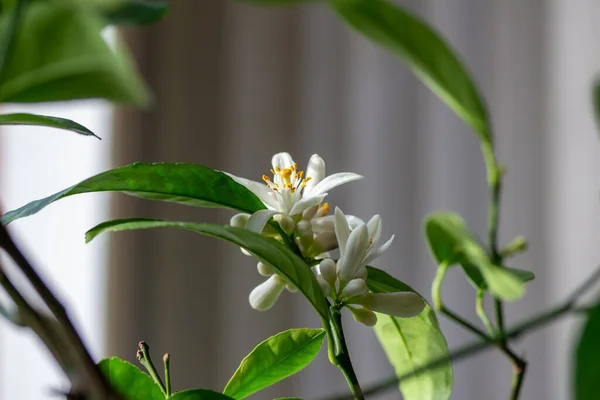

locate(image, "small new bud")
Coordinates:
349 306 377 327
257 262 274 277
340 278 368 300
501 236 528 258
230 213 250 229
278 215 296 236
249 275 286 311
319 259 337 286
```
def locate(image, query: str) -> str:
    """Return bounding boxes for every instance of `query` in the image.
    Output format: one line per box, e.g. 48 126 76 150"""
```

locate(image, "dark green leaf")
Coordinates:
424 212 525 301
592 80 600 135
170 390 235 400
0 1 148 104
104 0 168 26
1 163 266 225
0 113 99 138
85 219 330 320
367 267 453 400
575 300 600 399
224 328 325 399
98 357 164 400
330 0 490 142
461 262 534 291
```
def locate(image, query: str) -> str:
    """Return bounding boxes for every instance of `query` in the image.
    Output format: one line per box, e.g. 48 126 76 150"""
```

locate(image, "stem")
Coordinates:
329 307 364 399
138 342 167 396
163 354 172 398
432 263 492 342
476 289 496 336
510 361 527 400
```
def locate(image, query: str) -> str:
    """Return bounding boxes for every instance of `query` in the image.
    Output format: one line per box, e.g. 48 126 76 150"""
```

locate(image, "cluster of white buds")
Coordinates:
316 208 425 326
229 152 424 321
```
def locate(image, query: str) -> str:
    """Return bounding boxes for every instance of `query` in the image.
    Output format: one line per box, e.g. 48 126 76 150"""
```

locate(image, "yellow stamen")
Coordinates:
262 175 271 182
280 168 293 183
319 202 330 215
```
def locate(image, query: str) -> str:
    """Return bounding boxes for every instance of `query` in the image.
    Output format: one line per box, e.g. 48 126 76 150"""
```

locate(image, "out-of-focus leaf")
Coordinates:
330 0 490 143
170 390 235 400
0 113 99 138
574 300 600 399
104 0 168 26
367 267 453 400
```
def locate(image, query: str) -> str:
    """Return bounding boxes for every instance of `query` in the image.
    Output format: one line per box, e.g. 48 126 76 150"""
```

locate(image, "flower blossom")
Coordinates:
316 207 425 326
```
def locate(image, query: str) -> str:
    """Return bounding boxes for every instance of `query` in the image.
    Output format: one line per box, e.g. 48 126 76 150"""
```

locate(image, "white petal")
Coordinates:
340 278 368 299
308 172 363 196
362 235 395 266
302 205 319 221
334 207 351 255
246 210 281 233
226 173 280 210
347 215 366 229
248 275 286 311
303 154 326 195
337 224 370 283
349 307 378 327
366 215 382 247
289 194 327 216
357 292 425 318
318 259 337 285
272 152 294 169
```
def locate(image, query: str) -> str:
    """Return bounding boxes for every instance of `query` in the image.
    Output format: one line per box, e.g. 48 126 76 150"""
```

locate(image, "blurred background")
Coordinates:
1 0 600 399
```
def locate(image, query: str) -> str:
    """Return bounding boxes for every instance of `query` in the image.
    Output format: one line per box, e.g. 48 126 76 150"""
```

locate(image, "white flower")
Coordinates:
316 207 425 326
229 152 362 216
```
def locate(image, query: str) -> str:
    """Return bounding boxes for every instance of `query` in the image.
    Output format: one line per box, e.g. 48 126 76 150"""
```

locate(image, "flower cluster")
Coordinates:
229 152 425 325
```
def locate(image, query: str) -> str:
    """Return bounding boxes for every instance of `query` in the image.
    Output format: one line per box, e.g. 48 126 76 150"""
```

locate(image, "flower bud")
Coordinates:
302 205 319 221
318 258 337 286
230 213 250 229
336 225 369 284
249 275 286 311
354 292 425 318
307 232 338 257
317 275 331 297
256 262 273 277
295 220 313 251
286 282 299 292
349 307 377 327
340 278 368 300
278 215 296 236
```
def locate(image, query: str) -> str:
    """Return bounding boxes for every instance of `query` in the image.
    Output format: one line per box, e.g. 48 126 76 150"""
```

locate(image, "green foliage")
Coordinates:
85 218 331 320
0 0 148 104
329 0 490 143
224 328 326 399
98 357 165 400
424 212 526 301
234 0 314 5
1 163 266 225
574 301 600 400
366 267 453 400
461 262 534 291
0 113 99 137
170 390 236 400
593 80 600 134
104 0 169 26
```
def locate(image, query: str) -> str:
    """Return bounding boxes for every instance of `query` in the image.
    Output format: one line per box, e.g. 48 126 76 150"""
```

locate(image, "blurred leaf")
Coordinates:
98 357 164 400
330 0 490 142
104 0 168 26
1 163 266 225
170 390 235 400
224 328 325 399
0 113 99 137
367 267 453 400
424 212 525 301
85 219 331 321
575 300 600 400
0 1 148 104
234 0 315 5
593 80 600 135
461 262 534 291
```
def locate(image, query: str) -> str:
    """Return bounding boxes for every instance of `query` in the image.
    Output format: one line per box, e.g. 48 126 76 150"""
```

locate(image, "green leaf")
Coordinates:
170 390 235 400
104 0 168 26
0 1 148 104
329 0 490 142
234 0 314 5
0 113 99 138
575 301 600 399
224 328 325 399
85 219 330 321
98 357 164 400
424 212 525 301
461 262 534 291
1 163 266 225
593 80 600 135
367 267 453 400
